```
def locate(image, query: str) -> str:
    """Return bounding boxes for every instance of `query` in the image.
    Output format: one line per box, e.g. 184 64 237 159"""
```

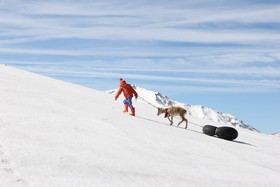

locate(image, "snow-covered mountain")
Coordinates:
108 85 259 132
272 132 280 137
1 66 280 187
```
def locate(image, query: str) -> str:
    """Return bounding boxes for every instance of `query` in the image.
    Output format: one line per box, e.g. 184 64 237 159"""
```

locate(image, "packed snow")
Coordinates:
1 65 280 187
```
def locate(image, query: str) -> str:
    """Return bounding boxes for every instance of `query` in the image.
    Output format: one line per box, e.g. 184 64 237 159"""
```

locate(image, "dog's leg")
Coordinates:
177 120 183 127
185 119 188 129
168 116 173 125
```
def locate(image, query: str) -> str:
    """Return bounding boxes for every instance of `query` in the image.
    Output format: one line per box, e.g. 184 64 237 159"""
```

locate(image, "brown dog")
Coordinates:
157 106 188 129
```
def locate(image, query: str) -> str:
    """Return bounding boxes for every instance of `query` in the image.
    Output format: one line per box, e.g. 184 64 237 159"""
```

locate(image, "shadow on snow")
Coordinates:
135 115 255 146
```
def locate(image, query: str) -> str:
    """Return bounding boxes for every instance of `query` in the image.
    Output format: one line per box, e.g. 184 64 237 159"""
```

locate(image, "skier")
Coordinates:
115 78 138 116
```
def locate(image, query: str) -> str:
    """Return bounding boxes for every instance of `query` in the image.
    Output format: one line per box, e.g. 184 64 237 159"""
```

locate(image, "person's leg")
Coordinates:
127 97 135 116
130 107 135 116
122 99 129 112
126 97 133 108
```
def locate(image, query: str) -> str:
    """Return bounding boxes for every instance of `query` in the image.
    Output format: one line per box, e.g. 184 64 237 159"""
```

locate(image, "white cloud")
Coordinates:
1 1 280 44
0 0 279 93
20 65 279 88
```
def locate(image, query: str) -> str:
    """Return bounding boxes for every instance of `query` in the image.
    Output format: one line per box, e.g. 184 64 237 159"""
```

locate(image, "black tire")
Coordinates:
215 127 238 141
203 125 217 136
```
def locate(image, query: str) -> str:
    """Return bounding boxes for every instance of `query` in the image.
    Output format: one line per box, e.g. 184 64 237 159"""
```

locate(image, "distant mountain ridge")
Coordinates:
107 85 259 132
272 132 280 137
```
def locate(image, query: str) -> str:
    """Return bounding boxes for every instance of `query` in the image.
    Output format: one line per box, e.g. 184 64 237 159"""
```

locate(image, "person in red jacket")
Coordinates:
115 78 138 116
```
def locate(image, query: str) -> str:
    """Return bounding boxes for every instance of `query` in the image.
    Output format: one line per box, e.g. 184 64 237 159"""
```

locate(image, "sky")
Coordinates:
0 0 279 134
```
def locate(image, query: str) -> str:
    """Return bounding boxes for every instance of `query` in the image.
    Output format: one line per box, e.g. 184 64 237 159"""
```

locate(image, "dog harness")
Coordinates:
164 109 169 118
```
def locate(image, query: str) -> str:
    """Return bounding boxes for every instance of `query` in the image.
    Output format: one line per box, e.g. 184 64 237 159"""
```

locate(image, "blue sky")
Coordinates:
0 0 279 133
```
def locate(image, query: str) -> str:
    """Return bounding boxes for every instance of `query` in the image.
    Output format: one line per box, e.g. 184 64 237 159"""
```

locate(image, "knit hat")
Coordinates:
120 78 126 85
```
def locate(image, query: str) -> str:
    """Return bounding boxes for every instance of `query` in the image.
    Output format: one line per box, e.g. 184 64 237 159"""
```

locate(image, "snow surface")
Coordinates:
1 65 280 187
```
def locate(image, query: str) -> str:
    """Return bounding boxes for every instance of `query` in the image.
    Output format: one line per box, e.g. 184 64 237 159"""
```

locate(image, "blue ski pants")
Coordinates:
123 97 134 108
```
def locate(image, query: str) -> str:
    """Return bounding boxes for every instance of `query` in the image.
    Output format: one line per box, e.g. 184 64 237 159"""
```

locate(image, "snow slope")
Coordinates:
108 86 259 132
1 65 280 187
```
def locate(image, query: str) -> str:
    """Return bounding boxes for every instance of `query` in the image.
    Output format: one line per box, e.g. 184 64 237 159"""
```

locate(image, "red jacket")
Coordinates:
115 79 138 100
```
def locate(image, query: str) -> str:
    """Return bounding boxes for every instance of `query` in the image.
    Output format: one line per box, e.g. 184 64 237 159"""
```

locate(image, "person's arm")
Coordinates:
133 89 138 99
115 87 123 100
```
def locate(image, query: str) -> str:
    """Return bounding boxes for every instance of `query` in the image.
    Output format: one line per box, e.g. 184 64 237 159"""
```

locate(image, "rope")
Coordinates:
137 95 203 128
189 121 203 128
137 96 158 109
